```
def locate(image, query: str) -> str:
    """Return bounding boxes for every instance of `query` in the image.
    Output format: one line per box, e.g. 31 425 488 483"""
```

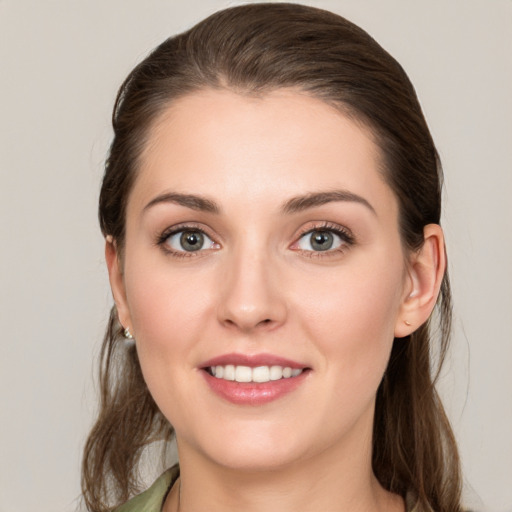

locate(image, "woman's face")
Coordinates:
112 89 414 470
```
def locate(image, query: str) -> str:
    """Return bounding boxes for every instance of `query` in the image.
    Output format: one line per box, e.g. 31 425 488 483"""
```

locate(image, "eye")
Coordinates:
164 229 216 253
294 226 354 254
299 230 336 251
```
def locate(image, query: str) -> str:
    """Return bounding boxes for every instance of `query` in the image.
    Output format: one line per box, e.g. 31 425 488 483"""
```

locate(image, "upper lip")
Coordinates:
200 353 308 370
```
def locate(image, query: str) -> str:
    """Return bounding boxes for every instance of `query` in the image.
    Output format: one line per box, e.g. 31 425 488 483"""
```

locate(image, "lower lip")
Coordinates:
202 370 309 405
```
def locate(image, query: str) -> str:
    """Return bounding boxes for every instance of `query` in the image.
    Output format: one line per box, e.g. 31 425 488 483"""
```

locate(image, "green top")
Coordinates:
115 466 179 512
115 465 419 512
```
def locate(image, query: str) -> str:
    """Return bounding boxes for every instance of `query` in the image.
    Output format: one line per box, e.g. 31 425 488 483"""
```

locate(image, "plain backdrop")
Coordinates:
1 1 511 511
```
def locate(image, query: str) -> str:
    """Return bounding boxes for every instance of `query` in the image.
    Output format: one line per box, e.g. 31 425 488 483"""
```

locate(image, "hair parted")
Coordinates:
83 3 462 511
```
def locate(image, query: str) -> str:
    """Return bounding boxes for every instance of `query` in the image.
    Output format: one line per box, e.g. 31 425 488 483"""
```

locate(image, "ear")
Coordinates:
105 236 133 333
394 224 446 338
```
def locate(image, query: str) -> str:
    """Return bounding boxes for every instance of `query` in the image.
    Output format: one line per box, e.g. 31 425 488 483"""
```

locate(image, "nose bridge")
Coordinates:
217 236 286 331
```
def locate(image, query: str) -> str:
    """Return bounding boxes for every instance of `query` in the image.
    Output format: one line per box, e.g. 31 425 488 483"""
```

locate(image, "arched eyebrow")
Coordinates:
143 192 219 213
281 190 376 215
143 189 375 216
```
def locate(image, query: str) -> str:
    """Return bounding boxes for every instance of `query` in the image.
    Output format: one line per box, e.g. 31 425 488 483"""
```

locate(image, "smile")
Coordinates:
208 365 303 383
201 353 310 405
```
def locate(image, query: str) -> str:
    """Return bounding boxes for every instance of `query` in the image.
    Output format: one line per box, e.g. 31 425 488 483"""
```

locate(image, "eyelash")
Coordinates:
155 221 355 258
156 223 217 258
293 222 355 258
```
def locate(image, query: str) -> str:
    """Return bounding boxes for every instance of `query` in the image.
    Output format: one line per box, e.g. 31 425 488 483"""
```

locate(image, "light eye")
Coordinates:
165 229 216 253
297 230 345 252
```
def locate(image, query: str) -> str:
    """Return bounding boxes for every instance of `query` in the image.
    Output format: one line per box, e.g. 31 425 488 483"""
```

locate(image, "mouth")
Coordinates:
200 353 310 405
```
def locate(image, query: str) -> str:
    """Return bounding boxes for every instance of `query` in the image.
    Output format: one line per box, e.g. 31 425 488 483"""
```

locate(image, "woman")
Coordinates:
82 3 463 511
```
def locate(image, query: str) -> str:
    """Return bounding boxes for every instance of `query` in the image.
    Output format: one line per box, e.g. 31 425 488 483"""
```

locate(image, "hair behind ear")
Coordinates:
81 307 173 512
373 256 461 511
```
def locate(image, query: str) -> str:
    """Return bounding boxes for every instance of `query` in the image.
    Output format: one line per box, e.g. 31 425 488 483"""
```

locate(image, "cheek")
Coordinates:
125 254 209 342
122 255 216 399
294 258 404 377
123 261 216 429
289 262 404 440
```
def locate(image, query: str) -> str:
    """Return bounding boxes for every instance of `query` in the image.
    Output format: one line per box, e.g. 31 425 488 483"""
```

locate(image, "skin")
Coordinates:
107 89 445 512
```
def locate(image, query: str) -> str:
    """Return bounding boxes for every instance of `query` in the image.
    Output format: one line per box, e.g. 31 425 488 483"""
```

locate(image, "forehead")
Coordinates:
131 88 396 217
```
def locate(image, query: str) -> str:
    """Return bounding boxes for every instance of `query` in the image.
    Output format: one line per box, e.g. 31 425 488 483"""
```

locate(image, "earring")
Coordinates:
404 320 412 326
123 327 135 347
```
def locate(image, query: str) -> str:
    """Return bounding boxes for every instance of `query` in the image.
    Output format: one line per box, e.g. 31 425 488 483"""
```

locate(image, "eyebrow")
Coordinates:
281 190 376 215
143 189 375 216
143 192 220 214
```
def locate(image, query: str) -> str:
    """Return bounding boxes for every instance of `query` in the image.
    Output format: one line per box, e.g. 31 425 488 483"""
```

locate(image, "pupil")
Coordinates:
180 231 203 251
311 231 333 251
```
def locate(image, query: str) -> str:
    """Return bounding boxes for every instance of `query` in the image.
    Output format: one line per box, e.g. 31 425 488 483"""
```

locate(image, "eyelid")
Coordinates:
295 221 355 242
156 222 220 256
290 221 355 254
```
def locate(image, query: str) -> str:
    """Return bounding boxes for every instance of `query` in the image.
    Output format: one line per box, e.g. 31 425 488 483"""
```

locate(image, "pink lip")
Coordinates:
199 353 310 406
201 352 306 369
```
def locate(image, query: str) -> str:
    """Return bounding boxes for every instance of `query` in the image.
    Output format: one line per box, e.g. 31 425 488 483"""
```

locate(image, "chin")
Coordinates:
207 445 306 473
178 420 312 472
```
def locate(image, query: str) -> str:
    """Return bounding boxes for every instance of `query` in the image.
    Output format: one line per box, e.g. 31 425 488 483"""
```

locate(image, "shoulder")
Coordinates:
115 465 180 512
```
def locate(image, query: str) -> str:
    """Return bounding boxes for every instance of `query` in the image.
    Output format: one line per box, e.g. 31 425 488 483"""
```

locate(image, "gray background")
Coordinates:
1 1 511 511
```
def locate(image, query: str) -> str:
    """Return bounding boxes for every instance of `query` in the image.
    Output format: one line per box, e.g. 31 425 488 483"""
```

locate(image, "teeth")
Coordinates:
252 366 270 382
235 365 252 382
223 365 235 381
211 365 303 383
270 365 283 380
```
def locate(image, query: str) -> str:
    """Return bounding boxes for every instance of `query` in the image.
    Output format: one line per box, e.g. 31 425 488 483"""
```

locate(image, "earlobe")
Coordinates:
105 237 132 332
394 224 446 338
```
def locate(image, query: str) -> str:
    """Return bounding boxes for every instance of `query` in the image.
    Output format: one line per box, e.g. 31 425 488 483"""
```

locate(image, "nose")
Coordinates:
217 247 287 333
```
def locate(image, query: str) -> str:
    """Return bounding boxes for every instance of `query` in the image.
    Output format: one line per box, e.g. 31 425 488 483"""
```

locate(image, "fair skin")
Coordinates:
107 89 445 512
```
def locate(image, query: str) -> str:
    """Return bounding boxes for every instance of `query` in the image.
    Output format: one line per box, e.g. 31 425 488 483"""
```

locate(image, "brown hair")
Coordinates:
82 3 462 511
